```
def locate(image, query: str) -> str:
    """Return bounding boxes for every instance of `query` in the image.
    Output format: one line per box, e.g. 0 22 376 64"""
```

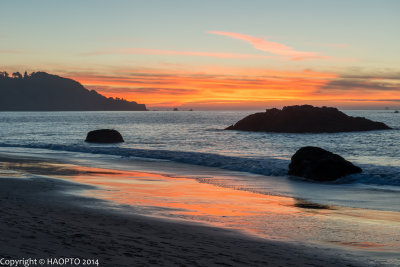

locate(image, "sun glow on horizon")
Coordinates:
65 67 400 109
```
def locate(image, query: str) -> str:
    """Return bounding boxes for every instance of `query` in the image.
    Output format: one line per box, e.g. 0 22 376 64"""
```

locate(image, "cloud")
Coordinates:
321 79 400 91
313 71 400 105
208 31 329 61
345 99 400 102
84 48 276 60
319 69 400 93
340 72 400 80
60 66 400 108
64 68 336 107
89 85 198 95
67 69 333 92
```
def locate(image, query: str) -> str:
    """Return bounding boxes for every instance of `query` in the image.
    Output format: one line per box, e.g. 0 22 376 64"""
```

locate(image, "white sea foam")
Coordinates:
0 142 399 187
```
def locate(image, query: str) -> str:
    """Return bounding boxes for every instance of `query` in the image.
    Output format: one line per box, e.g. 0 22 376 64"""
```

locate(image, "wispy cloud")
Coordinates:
59 66 400 108
345 99 400 102
320 77 400 92
341 71 400 80
208 31 329 61
317 69 400 93
84 48 276 60
89 85 198 95
65 68 336 106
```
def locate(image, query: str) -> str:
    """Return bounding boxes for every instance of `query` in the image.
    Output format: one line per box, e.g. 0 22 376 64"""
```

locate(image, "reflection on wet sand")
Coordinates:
0 157 116 176
2 158 400 254
68 167 300 217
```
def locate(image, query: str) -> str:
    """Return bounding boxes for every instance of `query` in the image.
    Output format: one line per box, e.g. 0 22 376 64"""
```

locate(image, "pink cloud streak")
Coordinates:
208 31 329 61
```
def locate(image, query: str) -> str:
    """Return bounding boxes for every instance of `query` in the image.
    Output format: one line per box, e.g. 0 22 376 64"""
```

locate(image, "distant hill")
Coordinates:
0 71 146 111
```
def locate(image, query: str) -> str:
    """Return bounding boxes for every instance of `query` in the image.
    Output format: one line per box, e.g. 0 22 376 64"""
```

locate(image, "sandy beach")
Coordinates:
0 154 374 267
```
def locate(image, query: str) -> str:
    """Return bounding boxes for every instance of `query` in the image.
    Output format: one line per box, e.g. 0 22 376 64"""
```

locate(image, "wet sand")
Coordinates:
0 155 378 266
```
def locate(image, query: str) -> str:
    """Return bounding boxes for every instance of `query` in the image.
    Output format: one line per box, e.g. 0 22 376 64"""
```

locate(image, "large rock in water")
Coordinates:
288 146 362 181
226 105 391 133
85 129 124 143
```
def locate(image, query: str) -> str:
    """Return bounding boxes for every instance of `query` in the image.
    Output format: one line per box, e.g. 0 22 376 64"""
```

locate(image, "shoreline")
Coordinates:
0 153 395 266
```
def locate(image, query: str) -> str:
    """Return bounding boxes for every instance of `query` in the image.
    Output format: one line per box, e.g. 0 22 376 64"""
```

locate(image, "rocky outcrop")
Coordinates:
85 129 124 143
0 71 146 111
288 146 362 181
226 105 391 133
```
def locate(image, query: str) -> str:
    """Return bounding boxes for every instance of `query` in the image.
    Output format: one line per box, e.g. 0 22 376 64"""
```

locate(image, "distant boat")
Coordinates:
173 108 179 111
395 110 399 113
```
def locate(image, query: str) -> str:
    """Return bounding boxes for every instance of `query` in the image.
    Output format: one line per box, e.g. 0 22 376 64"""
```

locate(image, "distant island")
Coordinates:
226 105 391 133
0 71 146 111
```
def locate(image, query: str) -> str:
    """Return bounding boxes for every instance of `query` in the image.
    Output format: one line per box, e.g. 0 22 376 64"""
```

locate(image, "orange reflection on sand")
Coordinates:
43 163 400 251
339 241 387 249
62 166 302 218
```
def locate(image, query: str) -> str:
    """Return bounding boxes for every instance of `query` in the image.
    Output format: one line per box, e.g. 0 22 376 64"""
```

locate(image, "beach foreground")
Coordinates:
0 154 390 266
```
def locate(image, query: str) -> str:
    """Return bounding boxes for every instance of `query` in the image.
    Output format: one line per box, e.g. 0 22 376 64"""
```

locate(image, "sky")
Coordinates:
1 0 399 110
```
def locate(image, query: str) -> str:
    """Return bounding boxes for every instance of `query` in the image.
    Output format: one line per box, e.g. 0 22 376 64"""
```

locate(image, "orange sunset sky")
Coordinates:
1 0 399 109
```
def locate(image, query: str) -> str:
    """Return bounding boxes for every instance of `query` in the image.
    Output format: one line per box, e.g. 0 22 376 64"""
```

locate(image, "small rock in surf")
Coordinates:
288 146 362 181
85 129 124 143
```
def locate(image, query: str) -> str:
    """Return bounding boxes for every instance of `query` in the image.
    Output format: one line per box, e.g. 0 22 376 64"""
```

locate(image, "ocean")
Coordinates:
0 110 400 263
0 110 399 206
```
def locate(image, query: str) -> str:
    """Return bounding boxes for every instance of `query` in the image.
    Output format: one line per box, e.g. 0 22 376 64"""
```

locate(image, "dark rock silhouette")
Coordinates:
0 71 146 111
85 129 124 143
288 146 362 181
173 108 179 111
395 110 399 114
226 105 391 133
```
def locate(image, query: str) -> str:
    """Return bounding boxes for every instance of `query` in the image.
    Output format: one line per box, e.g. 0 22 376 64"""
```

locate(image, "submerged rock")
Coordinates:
288 146 362 181
226 105 391 133
85 129 124 143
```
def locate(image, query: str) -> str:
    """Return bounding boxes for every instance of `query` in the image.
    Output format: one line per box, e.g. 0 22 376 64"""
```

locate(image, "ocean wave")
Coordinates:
0 143 399 186
0 142 289 176
338 164 400 186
